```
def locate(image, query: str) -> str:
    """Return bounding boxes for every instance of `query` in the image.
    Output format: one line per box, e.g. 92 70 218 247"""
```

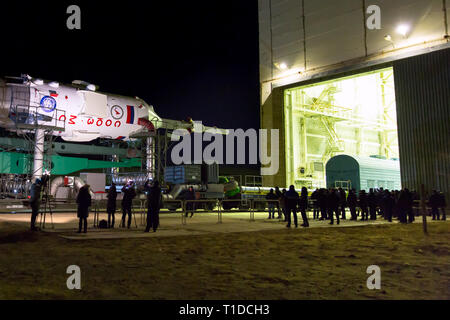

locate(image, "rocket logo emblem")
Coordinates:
111 105 124 120
40 96 57 113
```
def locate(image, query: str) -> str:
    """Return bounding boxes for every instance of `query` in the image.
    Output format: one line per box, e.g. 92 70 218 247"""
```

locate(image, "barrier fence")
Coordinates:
1 197 446 230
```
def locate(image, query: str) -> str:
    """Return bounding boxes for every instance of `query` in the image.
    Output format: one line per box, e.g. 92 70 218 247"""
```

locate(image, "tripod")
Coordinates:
39 175 54 230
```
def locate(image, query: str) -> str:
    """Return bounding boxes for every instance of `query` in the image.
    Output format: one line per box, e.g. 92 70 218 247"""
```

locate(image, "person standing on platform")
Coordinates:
318 189 328 220
338 188 347 220
382 190 395 223
368 188 377 220
428 190 441 221
359 190 369 221
185 186 196 218
439 192 447 221
121 181 136 228
29 178 42 231
107 183 117 228
145 180 162 233
266 188 278 219
311 189 319 219
347 189 357 221
328 189 340 225
76 184 91 233
275 187 283 219
405 189 415 223
299 187 310 227
285 185 299 228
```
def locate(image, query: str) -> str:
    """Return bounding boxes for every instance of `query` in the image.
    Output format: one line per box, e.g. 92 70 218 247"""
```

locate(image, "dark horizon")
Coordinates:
1 1 260 130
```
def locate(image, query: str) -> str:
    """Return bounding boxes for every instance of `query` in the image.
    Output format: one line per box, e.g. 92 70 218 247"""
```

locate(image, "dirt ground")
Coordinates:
0 220 448 300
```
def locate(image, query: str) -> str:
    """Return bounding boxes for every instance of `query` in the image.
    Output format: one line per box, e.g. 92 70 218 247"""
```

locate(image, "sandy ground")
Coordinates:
0 211 448 300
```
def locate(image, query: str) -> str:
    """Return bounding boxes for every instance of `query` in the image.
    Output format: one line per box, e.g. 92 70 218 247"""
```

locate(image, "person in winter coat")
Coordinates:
428 190 441 221
338 188 347 220
381 190 395 223
299 187 309 227
121 181 136 228
145 180 162 232
311 189 320 219
29 178 42 231
317 189 328 220
76 184 92 233
275 187 283 219
327 189 340 225
358 190 369 221
368 188 377 220
107 183 117 228
266 189 279 219
185 186 196 218
347 189 358 220
439 192 447 221
285 185 299 228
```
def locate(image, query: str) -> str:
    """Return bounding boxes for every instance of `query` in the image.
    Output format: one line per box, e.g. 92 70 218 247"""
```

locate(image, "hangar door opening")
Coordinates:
284 67 400 190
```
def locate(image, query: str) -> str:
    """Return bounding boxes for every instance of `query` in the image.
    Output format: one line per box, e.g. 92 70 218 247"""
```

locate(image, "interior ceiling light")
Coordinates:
279 63 288 70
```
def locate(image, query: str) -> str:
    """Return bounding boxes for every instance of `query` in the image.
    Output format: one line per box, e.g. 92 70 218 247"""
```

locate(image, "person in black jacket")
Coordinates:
338 188 347 220
318 189 328 220
275 187 283 219
327 189 340 225
382 190 395 222
145 180 162 232
121 181 136 228
76 184 92 233
439 192 447 221
359 190 369 221
368 188 377 220
299 187 309 227
347 189 358 220
311 189 319 219
29 178 42 231
428 190 441 220
280 189 287 221
107 183 117 228
285 185 299 228
266 189 278 219
185 186 196 218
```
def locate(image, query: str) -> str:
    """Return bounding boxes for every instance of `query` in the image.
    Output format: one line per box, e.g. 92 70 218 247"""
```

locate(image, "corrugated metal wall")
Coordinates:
394 48 450 199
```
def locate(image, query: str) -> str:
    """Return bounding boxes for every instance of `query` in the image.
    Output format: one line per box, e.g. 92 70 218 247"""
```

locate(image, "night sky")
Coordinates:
1 1 260 130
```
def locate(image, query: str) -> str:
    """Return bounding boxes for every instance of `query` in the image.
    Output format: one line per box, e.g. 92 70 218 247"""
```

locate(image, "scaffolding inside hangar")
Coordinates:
284 68 399 189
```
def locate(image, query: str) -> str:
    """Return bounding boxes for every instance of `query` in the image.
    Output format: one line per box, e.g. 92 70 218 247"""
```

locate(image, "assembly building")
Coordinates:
258 0 450 200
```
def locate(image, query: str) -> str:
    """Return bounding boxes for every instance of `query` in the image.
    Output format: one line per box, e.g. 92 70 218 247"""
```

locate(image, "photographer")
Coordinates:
107 183 117 228
76 184 92 233
144 180 162 233
121 180 136 229
29 178 42 231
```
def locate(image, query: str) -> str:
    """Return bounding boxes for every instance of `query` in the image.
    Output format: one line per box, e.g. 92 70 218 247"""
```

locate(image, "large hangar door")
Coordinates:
393 48 450 199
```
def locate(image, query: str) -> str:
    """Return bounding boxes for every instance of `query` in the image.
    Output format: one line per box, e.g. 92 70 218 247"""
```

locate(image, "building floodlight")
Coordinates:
396 24 410 37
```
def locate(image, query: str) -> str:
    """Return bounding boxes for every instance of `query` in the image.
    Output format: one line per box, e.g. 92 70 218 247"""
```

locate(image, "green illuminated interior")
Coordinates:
284 67 399 189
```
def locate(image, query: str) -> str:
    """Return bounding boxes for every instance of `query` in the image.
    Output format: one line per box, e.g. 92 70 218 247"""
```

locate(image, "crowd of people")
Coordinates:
27 177 447 233
265 186 447 228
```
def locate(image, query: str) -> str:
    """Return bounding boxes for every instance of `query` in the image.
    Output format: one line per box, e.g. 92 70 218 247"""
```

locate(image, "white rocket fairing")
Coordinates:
0 75 161 142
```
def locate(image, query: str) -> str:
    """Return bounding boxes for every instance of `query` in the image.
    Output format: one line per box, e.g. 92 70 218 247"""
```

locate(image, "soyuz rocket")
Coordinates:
0 74 226 181
0 75 162 142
